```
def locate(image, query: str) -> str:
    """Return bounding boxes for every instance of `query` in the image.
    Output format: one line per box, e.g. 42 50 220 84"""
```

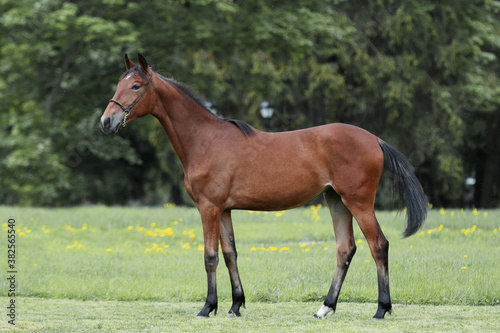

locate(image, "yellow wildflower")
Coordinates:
65 225 76 234
161 227 174 236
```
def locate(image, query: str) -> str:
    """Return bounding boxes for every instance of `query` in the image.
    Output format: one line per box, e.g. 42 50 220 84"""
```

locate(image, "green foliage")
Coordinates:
0 0 499 206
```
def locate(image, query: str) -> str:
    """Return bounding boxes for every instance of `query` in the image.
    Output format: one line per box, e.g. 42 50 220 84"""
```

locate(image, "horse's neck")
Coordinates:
151 80 218 170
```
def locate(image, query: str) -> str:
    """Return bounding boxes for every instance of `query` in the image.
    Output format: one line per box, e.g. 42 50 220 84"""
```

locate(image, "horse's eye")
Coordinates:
132 84 141 91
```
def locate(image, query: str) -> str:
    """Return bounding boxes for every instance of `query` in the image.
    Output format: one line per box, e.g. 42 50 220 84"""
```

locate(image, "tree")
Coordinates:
1 0 499 207
0 0 142 205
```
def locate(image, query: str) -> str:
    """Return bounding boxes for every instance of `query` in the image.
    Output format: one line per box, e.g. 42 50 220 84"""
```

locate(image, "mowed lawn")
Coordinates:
1 205 499 331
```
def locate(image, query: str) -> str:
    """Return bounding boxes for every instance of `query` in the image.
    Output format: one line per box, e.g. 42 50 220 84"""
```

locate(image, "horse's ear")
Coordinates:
124 54 135 70
138 53 149 74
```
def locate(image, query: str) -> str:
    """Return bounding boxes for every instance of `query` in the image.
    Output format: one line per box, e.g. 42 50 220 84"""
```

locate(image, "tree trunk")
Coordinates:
478 154 500 208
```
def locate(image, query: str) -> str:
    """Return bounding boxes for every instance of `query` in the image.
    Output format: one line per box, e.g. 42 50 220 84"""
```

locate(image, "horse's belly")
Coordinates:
229 167 328 211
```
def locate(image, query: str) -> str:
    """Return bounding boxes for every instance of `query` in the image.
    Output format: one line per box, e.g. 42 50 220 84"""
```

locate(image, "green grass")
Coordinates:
1 297 499 332
0 206 499 331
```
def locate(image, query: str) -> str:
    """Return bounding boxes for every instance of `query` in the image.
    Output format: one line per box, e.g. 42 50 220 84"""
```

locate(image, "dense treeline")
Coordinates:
1 0 499 208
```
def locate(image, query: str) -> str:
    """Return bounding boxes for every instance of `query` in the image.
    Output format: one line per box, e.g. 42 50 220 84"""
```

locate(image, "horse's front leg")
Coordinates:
196 204 221 318
220 210 245 317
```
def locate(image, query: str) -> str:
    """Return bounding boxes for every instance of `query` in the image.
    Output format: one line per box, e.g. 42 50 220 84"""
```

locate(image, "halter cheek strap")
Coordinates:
109 71 154 127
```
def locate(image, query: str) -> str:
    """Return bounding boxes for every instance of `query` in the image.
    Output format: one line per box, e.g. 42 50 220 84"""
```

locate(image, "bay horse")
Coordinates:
101 54 428 320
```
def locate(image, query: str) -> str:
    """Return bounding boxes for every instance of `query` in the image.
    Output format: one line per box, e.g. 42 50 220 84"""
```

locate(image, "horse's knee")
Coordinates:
337 243 357 267
205 253 219 271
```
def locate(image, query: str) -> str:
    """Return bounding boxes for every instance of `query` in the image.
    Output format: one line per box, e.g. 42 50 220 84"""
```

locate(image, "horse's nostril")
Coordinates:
101 117 111 132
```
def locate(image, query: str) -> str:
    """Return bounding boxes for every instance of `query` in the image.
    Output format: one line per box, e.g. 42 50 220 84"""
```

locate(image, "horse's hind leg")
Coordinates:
346 201 392 319
220 210 245 317
314 188 356 318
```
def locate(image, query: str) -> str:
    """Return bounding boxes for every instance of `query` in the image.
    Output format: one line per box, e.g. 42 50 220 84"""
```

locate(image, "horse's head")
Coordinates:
101 54 154 133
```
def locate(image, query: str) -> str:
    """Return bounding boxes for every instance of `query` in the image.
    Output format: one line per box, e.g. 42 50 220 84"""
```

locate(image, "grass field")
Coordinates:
1 205 499 331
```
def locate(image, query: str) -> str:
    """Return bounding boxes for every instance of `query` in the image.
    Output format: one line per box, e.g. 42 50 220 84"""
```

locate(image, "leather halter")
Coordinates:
109 71 153 127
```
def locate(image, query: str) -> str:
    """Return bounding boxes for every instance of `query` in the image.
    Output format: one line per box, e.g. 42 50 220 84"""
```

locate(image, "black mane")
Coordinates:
157 73 256 137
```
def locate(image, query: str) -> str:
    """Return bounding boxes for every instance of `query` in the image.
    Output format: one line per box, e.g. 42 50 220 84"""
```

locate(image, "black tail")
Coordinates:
378 140 428 237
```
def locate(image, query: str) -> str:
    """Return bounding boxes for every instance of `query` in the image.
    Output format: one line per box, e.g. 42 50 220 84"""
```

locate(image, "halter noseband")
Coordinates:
109 71 154 127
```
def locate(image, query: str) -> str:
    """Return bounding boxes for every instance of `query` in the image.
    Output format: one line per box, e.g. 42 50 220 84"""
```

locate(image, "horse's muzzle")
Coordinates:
100 115 122 134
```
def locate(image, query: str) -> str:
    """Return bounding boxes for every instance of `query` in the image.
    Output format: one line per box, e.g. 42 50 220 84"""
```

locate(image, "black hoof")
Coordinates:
197 303 218 318
373 305 392 320
227 300 244 318
227 310 241 318
196 315 210 319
